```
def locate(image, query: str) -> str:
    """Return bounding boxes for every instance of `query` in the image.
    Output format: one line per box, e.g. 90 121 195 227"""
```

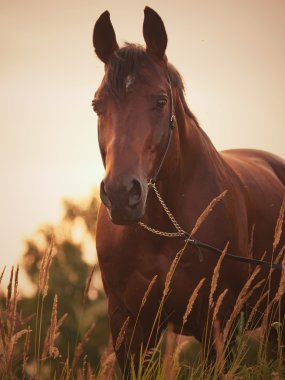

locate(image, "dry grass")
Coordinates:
212 288 228 323
213 319 225 374
1 195 285 379
163 241 189 298
39 237 54 298
41 295 68 361
209 242 229 309
246 290 269 328
141 275 158 309
183 278 206 326
115 317 130 352
22 326 31 376
274 243 285 264
273 197 285 252
0 251 284 379
274 256 285 302
99 336 116 380
0 267 6 287
48 294 60 358
83 265 96 305
0 266 30 376
223 266 263 341
190 190 227 237
72 322 96 371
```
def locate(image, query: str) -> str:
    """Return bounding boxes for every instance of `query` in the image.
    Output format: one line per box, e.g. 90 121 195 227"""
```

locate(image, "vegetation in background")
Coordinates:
0 191 109 378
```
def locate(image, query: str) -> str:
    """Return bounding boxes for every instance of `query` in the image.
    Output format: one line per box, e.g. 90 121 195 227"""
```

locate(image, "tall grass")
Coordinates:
0 260 284 379
0 198 284 379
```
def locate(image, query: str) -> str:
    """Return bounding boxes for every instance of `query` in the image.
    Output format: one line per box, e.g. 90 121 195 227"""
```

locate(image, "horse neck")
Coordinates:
161 94 222 190
143 94 225 229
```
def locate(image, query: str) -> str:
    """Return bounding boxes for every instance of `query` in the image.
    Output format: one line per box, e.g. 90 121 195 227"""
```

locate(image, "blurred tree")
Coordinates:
16 190 109 376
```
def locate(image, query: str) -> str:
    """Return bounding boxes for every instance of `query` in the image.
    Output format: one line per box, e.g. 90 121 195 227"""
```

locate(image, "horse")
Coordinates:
92 6 285 375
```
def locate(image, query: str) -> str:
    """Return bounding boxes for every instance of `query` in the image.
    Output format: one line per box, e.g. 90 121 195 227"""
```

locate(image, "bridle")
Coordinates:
138 77 190 239
138 77 283 271
95 76 282 271
148 76 177 184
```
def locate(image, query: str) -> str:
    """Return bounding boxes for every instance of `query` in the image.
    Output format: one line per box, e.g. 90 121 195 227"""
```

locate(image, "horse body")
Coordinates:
93 7 285 374
222 149 285 259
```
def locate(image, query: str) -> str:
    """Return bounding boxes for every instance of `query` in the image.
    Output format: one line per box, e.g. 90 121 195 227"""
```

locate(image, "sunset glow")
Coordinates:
1 1 285 290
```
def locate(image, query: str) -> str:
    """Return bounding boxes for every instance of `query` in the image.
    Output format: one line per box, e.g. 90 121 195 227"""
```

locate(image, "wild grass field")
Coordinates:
0 194 284 379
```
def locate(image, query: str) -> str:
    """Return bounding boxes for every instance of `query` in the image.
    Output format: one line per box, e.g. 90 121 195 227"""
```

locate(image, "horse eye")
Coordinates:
156 97 167 109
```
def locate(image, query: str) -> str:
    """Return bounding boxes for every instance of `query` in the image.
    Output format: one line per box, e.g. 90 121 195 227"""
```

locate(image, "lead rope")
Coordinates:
138 179 282 269
138 182 204 262
138 181 189 239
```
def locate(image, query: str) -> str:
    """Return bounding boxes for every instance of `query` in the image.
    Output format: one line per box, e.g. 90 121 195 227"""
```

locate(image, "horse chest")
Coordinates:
98 232 193 301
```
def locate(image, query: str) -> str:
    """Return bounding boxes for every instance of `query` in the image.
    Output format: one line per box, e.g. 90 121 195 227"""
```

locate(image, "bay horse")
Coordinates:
93 7 285 375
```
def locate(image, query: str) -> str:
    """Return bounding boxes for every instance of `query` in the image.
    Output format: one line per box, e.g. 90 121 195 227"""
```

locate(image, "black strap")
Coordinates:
149 77 176 184
185 235 282 270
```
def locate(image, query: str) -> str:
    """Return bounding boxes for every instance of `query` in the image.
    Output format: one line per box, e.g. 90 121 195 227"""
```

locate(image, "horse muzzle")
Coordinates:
100 177 147 225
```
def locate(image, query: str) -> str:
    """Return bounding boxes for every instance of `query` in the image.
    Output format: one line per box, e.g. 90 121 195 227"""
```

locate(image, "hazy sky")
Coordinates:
1 1 285 286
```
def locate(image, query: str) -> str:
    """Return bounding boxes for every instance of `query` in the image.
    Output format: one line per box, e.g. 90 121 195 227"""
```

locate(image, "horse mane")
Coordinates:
106 43 199 125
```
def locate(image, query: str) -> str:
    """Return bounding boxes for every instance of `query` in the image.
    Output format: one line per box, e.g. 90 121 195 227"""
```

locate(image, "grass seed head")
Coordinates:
274 256 285 302
49 294 59 358
6 266 14 311
22 326 31 375
223 266 262 340
72 322 96 370
115 317 130 352
39 237 54 298
141 275 158 309
274 243 285 264
209 242 229 308
163 241 189 298
212 288 228 323
191 190 227 236
0 266 6 286
273 196 285 252
183 278 206 325
247 290 269 328
213 319 225 373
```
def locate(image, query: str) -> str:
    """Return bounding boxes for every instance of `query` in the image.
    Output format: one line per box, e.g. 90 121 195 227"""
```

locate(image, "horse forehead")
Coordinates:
124 73 163 92
125 75 135 92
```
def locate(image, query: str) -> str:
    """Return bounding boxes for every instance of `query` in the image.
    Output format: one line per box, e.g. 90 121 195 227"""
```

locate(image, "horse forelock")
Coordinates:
105 43 198 123
106 43 149 95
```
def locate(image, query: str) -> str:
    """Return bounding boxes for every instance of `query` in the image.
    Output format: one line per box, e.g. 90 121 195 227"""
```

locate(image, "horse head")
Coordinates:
93 7 176 225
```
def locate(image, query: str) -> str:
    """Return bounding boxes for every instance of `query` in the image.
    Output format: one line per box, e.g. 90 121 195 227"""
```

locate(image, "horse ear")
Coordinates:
143 7 168 59
93 11 119 64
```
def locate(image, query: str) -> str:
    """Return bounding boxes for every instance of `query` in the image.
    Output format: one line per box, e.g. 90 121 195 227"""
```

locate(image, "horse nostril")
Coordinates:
128 179 142 208
100 181 111 209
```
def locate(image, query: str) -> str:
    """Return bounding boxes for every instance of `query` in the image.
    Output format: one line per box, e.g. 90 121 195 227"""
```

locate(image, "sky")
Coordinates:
0 1 285 289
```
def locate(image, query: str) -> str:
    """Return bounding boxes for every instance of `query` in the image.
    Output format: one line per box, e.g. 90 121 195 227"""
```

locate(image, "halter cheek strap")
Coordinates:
149 77 176 184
